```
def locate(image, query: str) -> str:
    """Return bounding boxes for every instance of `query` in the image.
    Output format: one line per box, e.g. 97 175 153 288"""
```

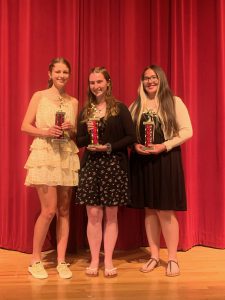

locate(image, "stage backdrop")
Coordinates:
0 0 225 253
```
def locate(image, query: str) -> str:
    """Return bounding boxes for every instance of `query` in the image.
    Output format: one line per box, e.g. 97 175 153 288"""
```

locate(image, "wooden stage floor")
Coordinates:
0 246 225 300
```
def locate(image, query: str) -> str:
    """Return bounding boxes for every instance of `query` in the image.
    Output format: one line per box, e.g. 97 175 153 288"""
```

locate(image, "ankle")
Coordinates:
31 258 41 265
89 259 99 268
104 260 114 268
150 255 159 261
57 257 66 263
168 257 178 262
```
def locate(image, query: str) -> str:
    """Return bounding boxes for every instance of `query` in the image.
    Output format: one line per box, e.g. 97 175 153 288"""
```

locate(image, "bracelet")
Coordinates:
105 143 112 155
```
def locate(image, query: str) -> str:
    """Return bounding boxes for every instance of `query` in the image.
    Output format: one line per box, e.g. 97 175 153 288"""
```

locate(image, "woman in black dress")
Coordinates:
129 65 193 276
76 67 136 277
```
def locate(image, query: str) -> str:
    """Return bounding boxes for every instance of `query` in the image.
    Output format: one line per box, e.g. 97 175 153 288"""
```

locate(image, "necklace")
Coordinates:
58 96 64 109
95 102 106 116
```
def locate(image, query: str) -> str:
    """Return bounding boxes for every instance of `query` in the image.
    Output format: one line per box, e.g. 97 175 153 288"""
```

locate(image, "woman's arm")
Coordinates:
21 91 48 137
21 91 62 138
163 97 193 151
110 103 137 151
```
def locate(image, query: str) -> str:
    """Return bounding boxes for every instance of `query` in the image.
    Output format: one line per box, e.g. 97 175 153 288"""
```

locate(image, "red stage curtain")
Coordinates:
0 0 225 253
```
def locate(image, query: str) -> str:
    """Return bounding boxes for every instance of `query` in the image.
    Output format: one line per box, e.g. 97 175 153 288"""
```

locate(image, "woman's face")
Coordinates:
142 68 159 97
49 62 70 90
89 72 109 100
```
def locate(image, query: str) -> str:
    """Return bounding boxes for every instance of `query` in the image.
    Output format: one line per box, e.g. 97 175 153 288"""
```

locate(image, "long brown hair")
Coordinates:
48 57 71 88
81 67 119 121
130 65 178 141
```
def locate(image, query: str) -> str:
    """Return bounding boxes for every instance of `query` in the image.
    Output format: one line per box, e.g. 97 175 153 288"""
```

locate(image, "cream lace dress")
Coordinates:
24 92 80 186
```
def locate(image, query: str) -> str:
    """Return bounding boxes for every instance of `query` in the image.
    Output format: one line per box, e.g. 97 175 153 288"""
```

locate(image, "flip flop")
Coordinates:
104 267 118 278
85 267 99 277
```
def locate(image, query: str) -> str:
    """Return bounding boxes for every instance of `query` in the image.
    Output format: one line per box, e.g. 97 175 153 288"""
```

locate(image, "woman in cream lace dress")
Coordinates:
21 57 80 279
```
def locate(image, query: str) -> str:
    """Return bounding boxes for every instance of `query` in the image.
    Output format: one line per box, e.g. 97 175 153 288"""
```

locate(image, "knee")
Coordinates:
105 209 118 224
88 212 102 225
158 210 177 223
41 208 57 222
57 206 70 218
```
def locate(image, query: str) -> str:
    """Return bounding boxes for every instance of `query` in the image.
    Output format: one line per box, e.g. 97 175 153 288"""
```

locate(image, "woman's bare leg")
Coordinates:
103 206 118 274
141 208 161 272
56 186 72 263
157 210 180 276
32 185 57 263
86 205 103 271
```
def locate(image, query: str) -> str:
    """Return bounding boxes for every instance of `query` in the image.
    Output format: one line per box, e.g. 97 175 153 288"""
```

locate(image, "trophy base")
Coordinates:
87 144 100 149
142 145 155 151
51 138 68 143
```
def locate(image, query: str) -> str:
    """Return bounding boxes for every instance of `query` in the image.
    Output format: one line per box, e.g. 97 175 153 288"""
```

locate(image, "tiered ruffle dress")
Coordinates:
24 93 80 186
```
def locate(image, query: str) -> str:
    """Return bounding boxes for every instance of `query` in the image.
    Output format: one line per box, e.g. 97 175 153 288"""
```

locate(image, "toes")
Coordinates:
140 258 159 273
104 267 117 277
166 260 180 277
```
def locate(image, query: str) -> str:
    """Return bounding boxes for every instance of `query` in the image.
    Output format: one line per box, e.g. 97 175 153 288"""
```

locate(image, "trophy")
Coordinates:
52 97 68 143
88 103 100 148
143 111 155 150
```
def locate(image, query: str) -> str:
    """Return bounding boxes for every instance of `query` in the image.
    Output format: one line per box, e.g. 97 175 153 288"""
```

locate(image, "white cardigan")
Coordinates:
160 96 193 151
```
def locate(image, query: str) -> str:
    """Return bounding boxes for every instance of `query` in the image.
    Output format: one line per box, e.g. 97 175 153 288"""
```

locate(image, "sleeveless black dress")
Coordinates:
130 112 187 211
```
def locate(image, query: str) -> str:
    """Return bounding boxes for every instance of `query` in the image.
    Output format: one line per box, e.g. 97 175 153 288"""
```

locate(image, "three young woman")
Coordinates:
23 61 192 278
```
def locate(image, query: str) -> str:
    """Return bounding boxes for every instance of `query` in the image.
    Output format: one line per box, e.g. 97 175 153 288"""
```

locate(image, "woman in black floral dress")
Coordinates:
76 67 136 277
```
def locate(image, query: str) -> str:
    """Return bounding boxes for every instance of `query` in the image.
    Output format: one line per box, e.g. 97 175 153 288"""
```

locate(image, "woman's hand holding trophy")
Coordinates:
86 103 101 149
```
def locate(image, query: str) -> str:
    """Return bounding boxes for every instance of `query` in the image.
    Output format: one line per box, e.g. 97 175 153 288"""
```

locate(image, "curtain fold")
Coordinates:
0 0 225 253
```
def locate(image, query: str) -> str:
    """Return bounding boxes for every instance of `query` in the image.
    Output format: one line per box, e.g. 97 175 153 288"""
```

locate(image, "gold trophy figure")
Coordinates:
88 103 100 148
143 111 155 150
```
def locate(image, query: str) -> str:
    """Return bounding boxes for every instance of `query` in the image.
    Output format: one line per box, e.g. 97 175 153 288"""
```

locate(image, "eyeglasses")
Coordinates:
143 75 159 83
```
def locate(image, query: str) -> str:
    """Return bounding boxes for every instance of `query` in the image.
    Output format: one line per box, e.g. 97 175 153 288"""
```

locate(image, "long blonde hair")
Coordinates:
130 65 179 141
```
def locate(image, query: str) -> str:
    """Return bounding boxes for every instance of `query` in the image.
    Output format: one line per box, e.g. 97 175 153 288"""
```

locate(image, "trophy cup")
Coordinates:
143 112 155 150
52 97 68 143
88 103 100 148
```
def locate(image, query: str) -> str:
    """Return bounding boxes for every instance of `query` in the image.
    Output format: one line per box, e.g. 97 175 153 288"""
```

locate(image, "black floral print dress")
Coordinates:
75 102 136 207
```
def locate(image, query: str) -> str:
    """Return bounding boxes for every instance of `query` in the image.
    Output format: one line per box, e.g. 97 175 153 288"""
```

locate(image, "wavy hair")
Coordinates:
81 67 119 121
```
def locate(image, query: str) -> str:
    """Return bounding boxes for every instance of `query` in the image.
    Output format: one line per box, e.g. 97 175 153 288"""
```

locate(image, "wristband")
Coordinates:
105 143 112 155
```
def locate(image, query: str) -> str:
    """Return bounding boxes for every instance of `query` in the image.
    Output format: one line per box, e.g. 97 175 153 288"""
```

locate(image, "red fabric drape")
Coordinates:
0 0 225 253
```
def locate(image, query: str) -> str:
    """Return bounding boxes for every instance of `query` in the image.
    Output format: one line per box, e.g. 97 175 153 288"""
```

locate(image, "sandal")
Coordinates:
85 267 99 277
166 260 180 277
140 257 160 273
104 267 118 278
